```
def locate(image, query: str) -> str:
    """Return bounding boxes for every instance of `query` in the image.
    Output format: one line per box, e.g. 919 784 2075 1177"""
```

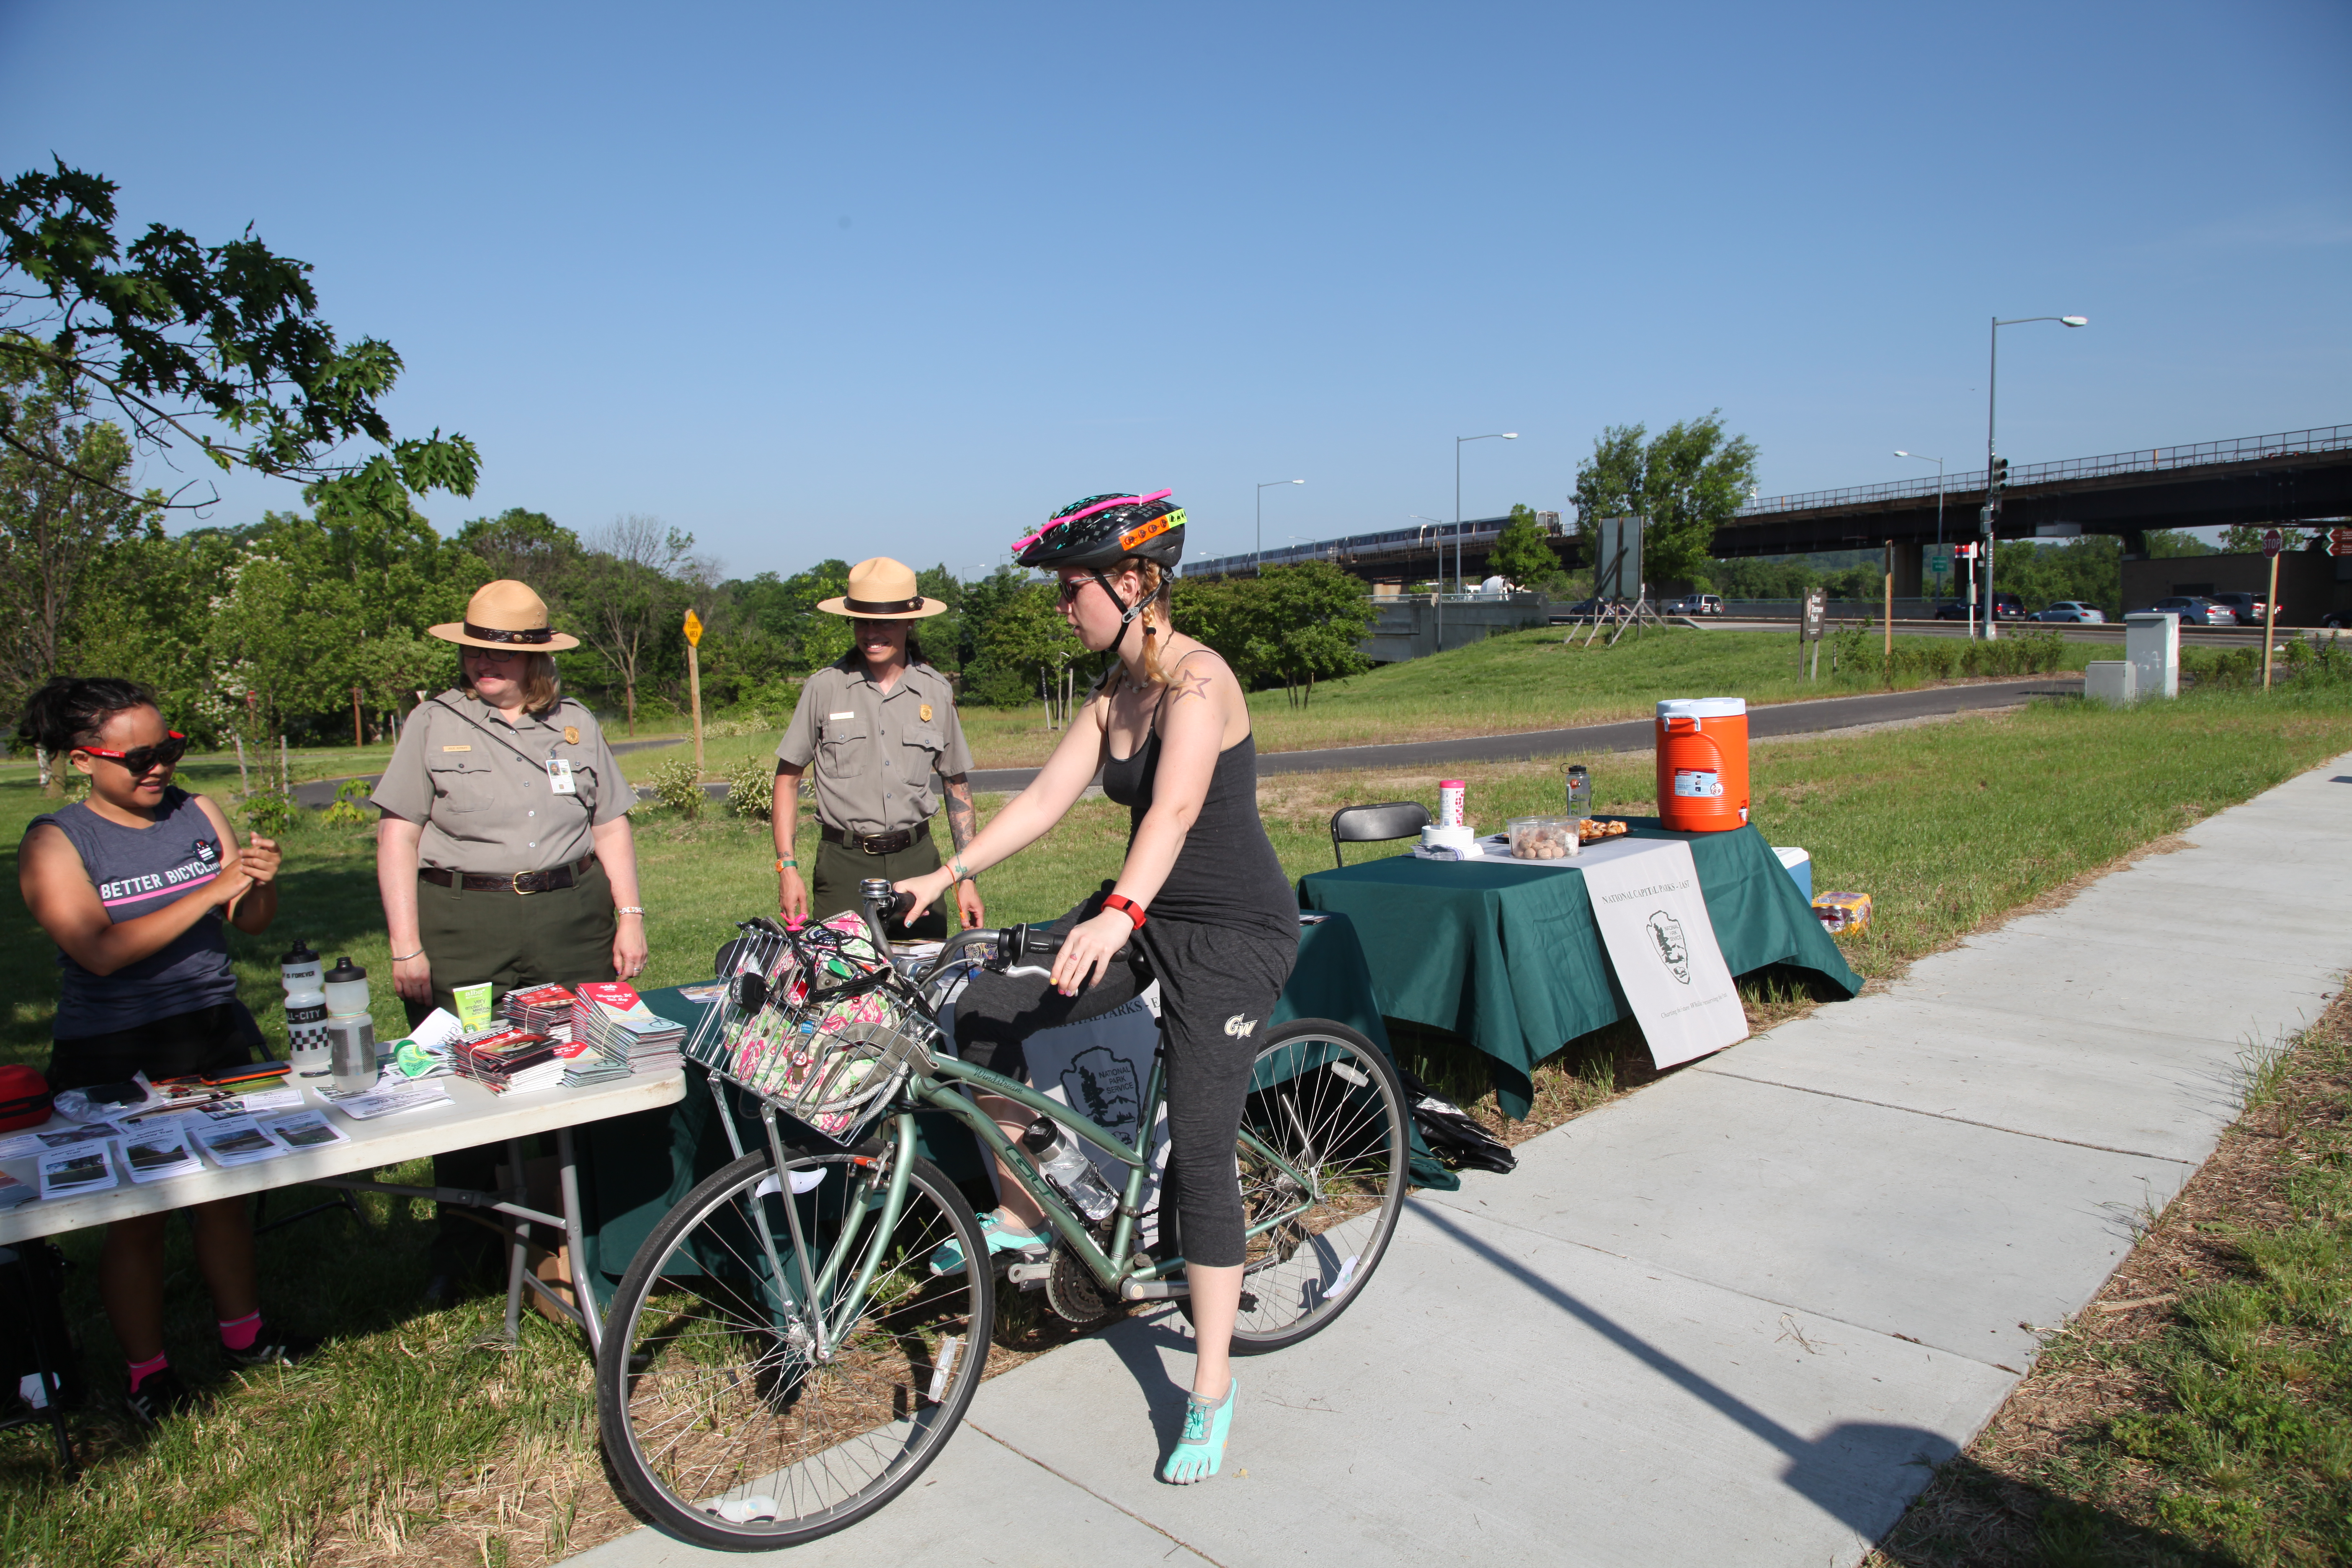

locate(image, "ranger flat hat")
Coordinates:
817 557 948 620
428 580 581 651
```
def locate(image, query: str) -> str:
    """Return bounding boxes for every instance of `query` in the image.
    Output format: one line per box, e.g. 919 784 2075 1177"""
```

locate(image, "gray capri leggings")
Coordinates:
951 894 1295 1269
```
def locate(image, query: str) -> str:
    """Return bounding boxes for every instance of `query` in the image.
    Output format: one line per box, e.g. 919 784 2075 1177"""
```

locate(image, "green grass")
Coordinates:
1 683 2348 1566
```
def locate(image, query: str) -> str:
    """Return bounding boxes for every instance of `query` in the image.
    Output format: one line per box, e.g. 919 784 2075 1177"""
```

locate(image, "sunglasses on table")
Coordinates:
77 732 188 775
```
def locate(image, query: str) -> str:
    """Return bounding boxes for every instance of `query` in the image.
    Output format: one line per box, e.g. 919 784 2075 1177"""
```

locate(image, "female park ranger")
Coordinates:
773 557 984 938
370 579 648 1292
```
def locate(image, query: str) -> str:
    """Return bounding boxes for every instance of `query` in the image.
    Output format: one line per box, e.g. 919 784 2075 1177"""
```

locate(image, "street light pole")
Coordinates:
1455 432 1518 599
1983 315 2087 639
1256 479 1303 576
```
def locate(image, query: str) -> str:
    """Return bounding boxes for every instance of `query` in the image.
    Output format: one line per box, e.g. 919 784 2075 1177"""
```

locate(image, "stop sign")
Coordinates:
2262 528 2283 557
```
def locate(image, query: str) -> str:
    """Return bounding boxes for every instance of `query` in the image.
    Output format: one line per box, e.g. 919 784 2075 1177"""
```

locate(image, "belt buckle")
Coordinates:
511 871 537 895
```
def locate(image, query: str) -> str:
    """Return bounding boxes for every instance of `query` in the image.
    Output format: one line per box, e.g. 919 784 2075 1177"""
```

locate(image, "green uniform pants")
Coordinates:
810 830 947 941
404 859 619 1279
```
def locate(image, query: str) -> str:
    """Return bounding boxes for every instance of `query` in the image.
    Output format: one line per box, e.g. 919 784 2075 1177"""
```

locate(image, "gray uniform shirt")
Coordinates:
371 692 629 874
776 660 974 836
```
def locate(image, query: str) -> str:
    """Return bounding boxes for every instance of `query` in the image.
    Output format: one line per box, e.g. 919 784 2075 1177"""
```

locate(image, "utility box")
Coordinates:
2124 612 2180 699
2084 660 2137 708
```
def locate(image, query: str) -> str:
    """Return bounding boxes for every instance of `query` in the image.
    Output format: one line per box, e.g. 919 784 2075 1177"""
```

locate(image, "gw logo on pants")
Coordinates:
1222 1014 1259 1039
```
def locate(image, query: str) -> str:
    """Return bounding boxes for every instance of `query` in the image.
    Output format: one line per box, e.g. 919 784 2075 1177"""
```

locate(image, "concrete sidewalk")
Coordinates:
568 753 2352 1568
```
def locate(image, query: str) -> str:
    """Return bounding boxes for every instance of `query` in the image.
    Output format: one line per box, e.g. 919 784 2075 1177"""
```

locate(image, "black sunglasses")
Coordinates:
78 731 188 776
1056 577 1094 605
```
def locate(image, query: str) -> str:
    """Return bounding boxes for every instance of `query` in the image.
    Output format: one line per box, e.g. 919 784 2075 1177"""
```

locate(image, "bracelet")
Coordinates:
1100 893 1147 929
615 905 647 917
392 947 425 962
776 857 798 872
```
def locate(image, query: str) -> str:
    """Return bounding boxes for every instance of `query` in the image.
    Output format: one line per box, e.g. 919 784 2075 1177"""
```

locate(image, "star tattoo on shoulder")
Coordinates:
1168 667 1215 705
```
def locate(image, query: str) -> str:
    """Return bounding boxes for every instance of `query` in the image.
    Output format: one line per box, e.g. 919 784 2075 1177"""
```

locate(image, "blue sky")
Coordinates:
4 0 2345 579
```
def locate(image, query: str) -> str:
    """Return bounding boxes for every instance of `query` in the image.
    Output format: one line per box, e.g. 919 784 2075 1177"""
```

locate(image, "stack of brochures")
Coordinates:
573 983 685 1077
453 1027 564 1094
120 1124 205 1184
502 983 577 1042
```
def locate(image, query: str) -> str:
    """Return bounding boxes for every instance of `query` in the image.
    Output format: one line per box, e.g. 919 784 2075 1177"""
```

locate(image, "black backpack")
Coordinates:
1395 1067 1518 1175
0 1239 84 1414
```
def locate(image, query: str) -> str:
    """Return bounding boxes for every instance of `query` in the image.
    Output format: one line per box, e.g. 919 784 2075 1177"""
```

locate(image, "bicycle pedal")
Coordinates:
1006 1260 1052 1287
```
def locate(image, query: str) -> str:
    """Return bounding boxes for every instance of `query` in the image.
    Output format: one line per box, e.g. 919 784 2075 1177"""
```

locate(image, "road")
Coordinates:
1684 616 2292 649
965 676 2074 792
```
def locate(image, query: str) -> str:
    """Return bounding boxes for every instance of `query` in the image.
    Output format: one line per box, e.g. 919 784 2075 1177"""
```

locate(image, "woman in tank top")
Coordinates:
897 491 1296 1486
17 677 315 1426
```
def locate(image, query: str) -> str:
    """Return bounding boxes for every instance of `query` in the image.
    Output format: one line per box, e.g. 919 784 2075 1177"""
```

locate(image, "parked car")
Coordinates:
1663 594 1725 616
2208 592 2270 627
2035 601 2107 623
2139 596 2238 627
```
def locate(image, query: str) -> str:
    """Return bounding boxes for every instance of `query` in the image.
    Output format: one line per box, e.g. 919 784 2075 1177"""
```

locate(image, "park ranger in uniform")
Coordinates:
774 557 984 939
371 578 648 1297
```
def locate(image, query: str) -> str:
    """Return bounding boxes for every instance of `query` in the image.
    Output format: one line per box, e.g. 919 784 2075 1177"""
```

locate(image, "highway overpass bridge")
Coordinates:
1181 422 2352 589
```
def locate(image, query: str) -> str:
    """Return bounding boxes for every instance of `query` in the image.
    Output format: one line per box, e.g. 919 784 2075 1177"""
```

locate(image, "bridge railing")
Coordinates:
1185 515 1516 578
1733 422 2352 518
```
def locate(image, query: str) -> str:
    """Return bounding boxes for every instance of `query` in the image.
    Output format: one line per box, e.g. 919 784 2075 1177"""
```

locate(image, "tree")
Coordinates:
0 340 163 724
2220 522 2303 554
456 507 579 588
1572 411 1759 586
567 515 701 734
2146 529 2215 559
1178 562 1372 705
974 580 1086 720
0 162 477 510
1488 503 1560 588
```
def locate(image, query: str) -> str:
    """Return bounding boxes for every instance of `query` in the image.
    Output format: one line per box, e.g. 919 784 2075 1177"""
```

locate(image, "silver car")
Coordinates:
2035 601 2106 623
2143 596 2237 627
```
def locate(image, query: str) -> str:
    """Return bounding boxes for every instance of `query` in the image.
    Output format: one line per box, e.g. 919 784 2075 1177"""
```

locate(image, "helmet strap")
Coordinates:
1090 567 1148 664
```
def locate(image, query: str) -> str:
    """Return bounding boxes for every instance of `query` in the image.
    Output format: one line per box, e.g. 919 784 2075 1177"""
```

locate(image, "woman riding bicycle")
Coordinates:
896 489 1295 1485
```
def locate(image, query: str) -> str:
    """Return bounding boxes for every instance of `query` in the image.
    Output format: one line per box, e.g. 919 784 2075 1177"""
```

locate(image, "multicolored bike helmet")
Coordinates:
1011 490 1186 659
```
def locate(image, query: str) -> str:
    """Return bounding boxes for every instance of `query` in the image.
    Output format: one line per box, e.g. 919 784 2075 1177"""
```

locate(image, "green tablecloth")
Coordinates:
573 912 1415 1288
1298 821 1861 1119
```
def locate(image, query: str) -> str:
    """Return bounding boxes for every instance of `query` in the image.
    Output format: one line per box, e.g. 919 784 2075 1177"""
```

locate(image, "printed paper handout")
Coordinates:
38 1141 119 1199
325 1081 451 1120
121 1126 206 1184
259 1110 349 1151
0 1168 35 1208
193 1119 291 1167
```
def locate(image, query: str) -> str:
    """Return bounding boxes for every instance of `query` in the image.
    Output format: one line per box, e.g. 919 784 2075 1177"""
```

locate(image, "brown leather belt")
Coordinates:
420 853 598 895
820 822 915 855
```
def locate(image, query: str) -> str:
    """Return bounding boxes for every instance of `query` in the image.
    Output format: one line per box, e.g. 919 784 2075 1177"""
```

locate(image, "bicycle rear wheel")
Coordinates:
1179 1019 1410 1352
597 1141 993 1550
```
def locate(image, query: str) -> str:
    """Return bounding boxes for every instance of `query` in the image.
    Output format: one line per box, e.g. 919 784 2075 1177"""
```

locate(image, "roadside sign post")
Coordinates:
683 608 706 777
1802 587 1827 683
2262 529 2282 690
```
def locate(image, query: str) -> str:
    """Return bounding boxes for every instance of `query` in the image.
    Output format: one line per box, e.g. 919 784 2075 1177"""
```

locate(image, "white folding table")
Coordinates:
0 1070 684 1360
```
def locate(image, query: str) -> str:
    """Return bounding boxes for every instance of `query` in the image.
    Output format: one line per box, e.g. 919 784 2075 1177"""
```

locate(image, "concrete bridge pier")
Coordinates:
1887 540 1924 599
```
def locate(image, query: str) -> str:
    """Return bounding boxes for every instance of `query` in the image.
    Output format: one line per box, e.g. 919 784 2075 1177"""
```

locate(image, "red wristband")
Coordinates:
1100 893 1147 929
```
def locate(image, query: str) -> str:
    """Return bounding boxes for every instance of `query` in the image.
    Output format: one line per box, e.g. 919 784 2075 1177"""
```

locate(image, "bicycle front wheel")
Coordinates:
597 1142 993 1551
1179 1019 1410 1353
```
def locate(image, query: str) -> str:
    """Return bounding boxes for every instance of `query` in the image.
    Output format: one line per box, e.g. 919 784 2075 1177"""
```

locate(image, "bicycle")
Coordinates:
595 882 1411 1550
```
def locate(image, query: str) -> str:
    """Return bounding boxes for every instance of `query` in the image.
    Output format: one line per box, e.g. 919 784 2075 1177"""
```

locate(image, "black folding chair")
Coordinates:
1328 801 1432 869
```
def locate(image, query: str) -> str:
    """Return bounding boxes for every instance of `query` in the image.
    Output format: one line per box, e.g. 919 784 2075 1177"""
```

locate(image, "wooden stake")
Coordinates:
234 734 249 796
351 686 364 747
1883 541 1894 665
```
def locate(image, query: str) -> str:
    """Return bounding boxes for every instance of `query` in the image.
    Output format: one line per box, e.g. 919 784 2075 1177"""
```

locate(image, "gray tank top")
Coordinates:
27 788 239 1037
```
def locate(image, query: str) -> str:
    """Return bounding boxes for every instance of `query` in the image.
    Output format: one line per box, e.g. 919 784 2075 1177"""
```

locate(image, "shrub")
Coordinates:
320 776 372 827
243 789 298 837
644 754 704 819
725 753 775 820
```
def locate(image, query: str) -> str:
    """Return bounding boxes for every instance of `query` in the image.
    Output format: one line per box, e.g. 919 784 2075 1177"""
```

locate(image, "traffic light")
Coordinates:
1988 456 2010 491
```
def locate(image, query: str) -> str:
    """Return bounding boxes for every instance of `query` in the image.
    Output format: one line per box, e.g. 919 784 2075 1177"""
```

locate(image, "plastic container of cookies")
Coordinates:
1507 816 1580 860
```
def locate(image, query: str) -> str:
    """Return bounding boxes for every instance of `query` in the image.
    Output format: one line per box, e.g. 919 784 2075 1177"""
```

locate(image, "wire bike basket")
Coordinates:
682 912 941 1143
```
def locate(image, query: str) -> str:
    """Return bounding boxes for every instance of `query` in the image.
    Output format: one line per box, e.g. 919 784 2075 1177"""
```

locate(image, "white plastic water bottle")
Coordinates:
1020 1119 1118 1223
286 984 330 1080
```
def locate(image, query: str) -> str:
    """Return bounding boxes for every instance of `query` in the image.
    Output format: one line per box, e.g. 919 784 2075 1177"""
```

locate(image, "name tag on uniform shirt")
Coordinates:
546 758 578 795
442 744 472 752
829 712 856 720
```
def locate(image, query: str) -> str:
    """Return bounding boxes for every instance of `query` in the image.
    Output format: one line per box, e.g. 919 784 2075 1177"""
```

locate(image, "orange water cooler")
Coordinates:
1655 697 1750 831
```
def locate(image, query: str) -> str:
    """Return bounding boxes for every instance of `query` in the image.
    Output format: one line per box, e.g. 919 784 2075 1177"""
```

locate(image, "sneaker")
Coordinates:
124 1367 197 1428
928 1211 1047 1275
223 1326 323 1371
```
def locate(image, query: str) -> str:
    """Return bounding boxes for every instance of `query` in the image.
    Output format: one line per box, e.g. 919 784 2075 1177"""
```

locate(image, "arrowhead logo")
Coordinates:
1222 1014 1259 1039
